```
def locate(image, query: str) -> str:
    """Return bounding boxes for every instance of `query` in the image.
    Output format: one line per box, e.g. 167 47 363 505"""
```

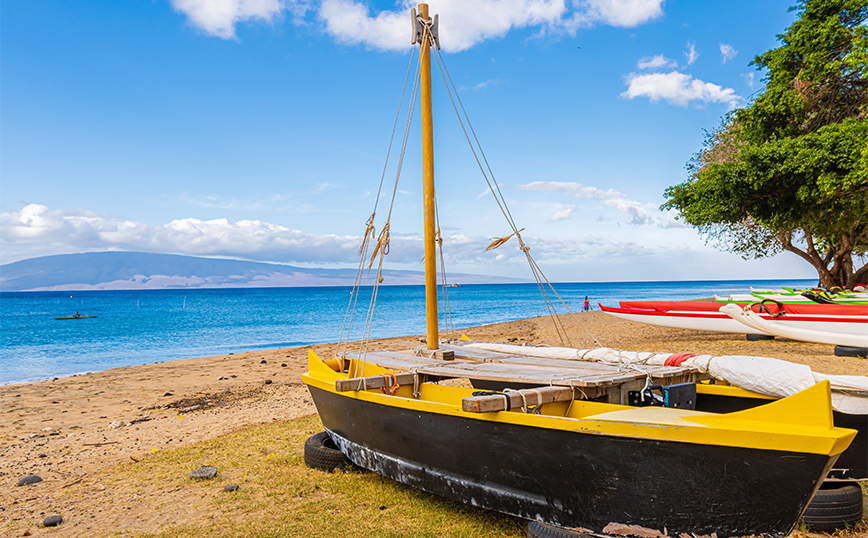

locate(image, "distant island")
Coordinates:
0 252 523 291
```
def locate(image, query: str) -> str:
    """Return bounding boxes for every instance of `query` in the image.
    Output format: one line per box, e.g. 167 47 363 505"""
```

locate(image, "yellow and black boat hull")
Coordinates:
303 353 856 537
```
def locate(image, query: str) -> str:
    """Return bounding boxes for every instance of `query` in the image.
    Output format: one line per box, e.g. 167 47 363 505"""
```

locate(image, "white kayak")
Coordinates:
719 303 868 348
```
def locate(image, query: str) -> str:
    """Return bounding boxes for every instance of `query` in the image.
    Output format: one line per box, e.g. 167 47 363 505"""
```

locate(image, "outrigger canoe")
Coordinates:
55 315 98 320
304 350 856 537
600 301 867 336
720 303 868 347
717 292 868 305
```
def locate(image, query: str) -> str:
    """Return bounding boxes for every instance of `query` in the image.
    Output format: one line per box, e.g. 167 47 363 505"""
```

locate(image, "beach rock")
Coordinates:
17 474 42 486
42 515 63 527
264 379 273 385
281 363 287 367
189 466 218 479
260 359 267 364
163 392 173 397
21 530 31 536
224 483 239 492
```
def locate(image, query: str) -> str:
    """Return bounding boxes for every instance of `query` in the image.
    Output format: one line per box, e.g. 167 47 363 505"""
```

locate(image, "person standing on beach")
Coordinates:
582 297 590 312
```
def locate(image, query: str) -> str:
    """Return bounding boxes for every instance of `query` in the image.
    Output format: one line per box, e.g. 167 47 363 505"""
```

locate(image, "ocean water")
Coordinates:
0 279 815 384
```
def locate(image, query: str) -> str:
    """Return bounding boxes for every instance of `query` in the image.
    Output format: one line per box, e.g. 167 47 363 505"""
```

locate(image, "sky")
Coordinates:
0 0 819 283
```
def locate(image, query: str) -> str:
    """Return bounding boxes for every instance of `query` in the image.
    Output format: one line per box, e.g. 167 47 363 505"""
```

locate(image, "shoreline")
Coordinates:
2 311 865 536
1 280 822 386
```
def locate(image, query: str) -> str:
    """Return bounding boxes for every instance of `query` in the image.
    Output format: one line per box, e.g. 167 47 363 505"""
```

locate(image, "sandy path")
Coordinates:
1 311 864 536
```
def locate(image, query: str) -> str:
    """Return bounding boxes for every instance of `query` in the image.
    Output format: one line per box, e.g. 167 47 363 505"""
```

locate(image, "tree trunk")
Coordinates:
782 229 839 287
777 229 868 288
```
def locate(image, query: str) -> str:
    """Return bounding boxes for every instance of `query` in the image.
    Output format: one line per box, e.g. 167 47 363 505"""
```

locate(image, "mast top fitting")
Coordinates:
411 7 440 50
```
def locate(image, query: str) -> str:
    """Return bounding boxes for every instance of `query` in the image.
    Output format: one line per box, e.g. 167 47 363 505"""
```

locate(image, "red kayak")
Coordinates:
619 300 868 317
600 301 868 336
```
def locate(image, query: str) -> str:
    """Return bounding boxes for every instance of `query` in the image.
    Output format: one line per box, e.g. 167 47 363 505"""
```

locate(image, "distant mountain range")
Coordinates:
0 252 520 291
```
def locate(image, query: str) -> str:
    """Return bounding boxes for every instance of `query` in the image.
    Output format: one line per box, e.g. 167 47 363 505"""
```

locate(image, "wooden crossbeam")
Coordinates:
462 386 590 413
336 372 419 392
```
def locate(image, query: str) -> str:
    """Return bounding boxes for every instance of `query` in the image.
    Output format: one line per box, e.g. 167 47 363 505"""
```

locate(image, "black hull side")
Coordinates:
309 386 836 537
695 393 867 479
472 381 868 479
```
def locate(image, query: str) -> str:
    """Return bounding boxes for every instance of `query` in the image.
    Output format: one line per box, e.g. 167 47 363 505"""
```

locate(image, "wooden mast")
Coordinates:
416 3 439 350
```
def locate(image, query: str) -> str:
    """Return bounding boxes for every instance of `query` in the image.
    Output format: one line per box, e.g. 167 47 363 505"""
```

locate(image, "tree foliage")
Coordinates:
663 0 868 287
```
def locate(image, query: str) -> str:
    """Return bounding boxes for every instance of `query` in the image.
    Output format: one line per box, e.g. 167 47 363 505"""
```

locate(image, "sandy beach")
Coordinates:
1 311 865 537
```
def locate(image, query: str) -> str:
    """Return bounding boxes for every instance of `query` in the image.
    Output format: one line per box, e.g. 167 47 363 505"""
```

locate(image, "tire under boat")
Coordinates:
303 352 856 537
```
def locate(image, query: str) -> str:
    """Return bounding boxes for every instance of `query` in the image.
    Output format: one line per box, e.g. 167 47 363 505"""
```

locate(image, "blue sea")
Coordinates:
0 280 815 385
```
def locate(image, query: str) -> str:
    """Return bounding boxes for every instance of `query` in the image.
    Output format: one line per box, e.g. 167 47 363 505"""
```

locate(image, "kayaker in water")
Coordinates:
74 311 80 318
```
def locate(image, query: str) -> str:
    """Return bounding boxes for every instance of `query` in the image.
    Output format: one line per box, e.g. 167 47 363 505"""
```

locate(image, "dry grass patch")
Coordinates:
79 413 866 538
112 414 525 537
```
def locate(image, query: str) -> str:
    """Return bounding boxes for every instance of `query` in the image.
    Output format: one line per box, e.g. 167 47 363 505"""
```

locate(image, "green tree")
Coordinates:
663 0 868 288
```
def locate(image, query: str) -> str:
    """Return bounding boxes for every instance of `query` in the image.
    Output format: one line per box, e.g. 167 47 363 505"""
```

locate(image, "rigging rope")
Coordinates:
429 44 595 348
353 50 424 378
338 49 418 360
434 201 455 340
339 44 423 378
339 11 607 363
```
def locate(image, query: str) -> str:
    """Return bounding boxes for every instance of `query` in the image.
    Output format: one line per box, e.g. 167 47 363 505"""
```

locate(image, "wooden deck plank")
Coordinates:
440 344 695 376
343 350 446 371
407 362 646 387
344 347 702 389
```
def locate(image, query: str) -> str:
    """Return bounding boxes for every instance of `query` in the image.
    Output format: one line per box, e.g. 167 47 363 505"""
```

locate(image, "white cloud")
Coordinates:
0 204 689 272
0 204 365 264
741 72 756 90
324 0 665 51
170 0 286 40
684 41 698 65
549 205 578 222
438 231 653 266
719 42 737 63
462 79 504 92
170 0 665 50
603 197 654 225
516 181 685 228
637 54 677 70
178 191 289 211
622 71 742 108
519 181 623 200
561 0 664 31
